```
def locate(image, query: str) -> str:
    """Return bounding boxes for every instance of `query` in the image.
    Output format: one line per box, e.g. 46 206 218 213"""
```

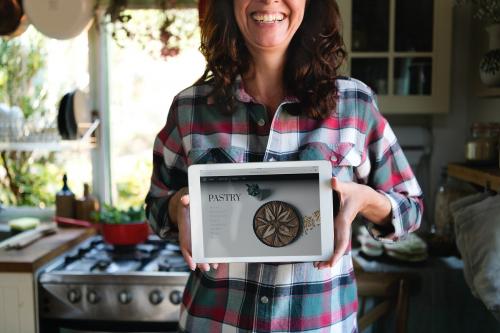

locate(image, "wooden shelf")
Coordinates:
448 163 500 192
476 87 500 98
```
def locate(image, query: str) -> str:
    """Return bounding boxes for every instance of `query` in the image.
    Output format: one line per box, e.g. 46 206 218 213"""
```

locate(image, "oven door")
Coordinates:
40 319 178 333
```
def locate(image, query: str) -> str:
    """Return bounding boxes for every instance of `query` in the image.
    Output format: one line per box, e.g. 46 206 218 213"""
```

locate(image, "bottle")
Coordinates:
55 174 75 218
75 183 100 222
433 167 474 239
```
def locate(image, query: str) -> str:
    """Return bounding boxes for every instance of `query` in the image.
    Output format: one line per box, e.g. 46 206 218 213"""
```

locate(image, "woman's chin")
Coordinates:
249 38 290 52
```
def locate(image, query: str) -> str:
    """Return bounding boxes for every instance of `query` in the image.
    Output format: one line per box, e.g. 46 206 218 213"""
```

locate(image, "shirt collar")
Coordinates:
234 75 300 105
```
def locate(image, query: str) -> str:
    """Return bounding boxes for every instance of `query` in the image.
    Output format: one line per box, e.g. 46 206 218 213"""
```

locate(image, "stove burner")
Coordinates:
94 259 111 271
55 235 187 273
158 256 189 272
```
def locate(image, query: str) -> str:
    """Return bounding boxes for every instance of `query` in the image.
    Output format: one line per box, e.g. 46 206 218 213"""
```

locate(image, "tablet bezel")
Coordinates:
188 160 334 263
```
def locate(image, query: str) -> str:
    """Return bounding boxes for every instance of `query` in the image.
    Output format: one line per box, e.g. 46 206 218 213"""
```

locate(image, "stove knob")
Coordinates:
169 290 183 305
149 290 164 305
67 289 81 303
87 290 100 304
118 290 132 304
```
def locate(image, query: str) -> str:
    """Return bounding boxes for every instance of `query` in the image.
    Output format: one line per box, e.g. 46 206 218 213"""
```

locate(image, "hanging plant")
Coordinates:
103 0 180 59
159 14 180 57
455 0 500 24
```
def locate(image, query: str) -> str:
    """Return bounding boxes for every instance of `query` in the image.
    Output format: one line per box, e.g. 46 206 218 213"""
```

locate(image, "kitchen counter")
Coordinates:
0 226 96 272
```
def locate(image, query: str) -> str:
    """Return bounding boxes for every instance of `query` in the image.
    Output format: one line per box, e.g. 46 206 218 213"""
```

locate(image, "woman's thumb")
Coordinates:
180 194 190 206
331 177 342 191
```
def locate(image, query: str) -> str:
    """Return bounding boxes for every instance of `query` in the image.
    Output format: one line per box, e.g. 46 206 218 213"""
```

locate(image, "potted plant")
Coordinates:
455 0 500 24
103 0 180 58
93 204 150 245
456 0 500 85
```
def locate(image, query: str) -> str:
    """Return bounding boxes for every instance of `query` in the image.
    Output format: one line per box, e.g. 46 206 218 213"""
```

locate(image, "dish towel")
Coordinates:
452 194 500 321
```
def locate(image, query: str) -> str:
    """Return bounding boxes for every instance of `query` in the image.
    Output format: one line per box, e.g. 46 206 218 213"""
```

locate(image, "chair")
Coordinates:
355 264 419 333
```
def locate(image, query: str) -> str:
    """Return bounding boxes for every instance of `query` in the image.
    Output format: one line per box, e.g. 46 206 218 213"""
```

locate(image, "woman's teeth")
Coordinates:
251 13 285 23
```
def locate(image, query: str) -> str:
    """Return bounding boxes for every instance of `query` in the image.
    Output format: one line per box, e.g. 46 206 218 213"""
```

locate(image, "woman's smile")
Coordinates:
234 0 305 51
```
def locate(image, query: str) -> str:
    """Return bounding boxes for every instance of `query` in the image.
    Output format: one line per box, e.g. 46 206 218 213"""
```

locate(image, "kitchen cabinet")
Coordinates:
0 273 36 333
337 0 453 114
0 227 96 333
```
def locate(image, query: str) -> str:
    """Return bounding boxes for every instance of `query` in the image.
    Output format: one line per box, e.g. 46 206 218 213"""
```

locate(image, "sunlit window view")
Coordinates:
0 27 91 208
108 8 205 208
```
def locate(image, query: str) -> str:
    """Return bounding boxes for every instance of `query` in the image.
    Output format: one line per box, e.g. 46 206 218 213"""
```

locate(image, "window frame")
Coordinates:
338 0 453 114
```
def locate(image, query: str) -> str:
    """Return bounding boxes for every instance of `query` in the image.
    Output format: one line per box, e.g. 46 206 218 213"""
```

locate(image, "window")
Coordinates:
338 0 453 114
0 27 92 208
107 8 205 208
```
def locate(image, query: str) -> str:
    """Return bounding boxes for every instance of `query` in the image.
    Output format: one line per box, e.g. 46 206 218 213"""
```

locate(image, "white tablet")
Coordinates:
188 160 334 263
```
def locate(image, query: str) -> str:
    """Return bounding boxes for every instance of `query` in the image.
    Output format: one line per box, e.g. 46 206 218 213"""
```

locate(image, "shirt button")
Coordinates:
257 119 266 127
260 296 269 304
330 155 337 162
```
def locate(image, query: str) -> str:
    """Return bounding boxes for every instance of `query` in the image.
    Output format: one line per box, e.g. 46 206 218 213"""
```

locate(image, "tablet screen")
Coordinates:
199 167 322 258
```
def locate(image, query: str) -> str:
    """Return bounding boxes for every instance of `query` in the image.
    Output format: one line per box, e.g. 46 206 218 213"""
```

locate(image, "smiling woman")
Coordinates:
145 1 423 332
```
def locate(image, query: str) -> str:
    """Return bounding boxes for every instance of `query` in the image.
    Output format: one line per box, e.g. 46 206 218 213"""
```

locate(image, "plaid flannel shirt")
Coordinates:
146 76 423 332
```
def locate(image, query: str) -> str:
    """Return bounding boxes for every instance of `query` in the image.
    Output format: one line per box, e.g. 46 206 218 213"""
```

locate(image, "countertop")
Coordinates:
0 226 96 273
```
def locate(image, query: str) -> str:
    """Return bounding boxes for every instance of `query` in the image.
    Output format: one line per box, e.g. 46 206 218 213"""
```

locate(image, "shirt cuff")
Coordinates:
147 192 179 240
364 191 406 243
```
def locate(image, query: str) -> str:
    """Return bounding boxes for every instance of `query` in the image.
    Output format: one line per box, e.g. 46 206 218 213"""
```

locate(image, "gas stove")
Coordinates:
37 235 190 332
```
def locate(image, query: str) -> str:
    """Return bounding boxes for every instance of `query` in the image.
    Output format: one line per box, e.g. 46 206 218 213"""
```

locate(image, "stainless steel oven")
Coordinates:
37 235 190 333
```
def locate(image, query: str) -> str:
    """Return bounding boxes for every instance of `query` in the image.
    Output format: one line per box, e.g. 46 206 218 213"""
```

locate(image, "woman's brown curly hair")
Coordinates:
197 0 347 120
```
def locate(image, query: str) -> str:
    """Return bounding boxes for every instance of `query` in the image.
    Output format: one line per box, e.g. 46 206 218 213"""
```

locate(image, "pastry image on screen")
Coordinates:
253 201 301 247
199 171 322 258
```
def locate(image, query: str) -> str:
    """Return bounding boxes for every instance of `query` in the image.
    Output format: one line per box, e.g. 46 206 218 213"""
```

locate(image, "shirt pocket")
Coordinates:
298 142 361 180
187 146 247 165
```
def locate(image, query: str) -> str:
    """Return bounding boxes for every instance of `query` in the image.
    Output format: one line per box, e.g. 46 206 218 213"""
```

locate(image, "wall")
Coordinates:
386 6 474 229
428 5 472 221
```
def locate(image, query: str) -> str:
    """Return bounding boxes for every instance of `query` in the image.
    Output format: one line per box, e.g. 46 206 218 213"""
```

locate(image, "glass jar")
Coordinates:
465 122 498 165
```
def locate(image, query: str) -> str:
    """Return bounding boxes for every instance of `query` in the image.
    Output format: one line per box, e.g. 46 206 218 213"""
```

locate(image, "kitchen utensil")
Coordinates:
0 223 57 250
55 174 75 218
0 0 23 35
72 90 91 124
100 221 150 246
8 12 30 38
54 216 94 228
23 0 94 40
68 89 92 137
64 91 78 139
75 183 100 222
57 93 70 139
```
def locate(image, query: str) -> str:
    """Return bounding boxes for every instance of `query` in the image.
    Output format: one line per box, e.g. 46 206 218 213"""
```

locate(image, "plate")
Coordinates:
72 89 91 136
65 92 77 140
57 93 70 139
23 0 94 40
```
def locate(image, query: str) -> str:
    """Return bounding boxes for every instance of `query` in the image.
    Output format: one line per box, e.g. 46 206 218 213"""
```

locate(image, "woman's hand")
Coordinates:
315 177 391 269
315 177 363 269
171 189 218 272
